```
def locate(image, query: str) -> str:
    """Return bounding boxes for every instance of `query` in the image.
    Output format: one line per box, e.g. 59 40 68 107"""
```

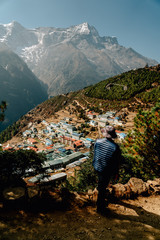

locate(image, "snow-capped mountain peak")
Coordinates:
0 21 157 96
74 22 91 35
3 20 24 29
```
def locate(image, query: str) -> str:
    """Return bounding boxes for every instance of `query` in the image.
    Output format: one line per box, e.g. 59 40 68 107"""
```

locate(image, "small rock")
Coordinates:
107 228 112 230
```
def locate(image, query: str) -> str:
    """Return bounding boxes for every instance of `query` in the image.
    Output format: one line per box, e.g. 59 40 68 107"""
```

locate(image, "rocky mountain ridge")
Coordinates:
0 21 158 96
0 49 48 131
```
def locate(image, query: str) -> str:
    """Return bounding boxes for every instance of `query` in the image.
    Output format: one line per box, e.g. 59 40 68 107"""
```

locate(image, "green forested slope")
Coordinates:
84 67 160 102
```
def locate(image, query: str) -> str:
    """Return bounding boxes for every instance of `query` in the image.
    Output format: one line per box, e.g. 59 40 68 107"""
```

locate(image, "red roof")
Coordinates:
28 138 37 143
74 140 83 147
28 146 38 151
46 146 53 150
115 130 121 133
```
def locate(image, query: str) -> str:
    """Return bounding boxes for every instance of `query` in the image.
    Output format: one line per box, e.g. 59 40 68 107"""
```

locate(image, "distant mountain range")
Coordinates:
0 21 158 96
0 48 48 131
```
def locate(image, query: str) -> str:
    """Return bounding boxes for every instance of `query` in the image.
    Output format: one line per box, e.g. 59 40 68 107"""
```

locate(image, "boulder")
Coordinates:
127 177 148 196
72 192 89 207
147 178 160 187
92 188 98 202
2 186 27 208
87 189 93 200
75 195 89 207
112 183 126 198
27 187 39 198
3 187 26 200
147 178 160 194
123 183 132 199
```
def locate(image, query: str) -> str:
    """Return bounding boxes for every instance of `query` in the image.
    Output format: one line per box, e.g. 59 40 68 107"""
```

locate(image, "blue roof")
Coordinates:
119 133 126 138
58 148 66 152
44 130 49 133
72 132 81 136
86 138 94 142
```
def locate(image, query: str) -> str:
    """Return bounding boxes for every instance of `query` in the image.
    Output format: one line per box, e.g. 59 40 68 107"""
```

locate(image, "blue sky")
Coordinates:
0 0 160 62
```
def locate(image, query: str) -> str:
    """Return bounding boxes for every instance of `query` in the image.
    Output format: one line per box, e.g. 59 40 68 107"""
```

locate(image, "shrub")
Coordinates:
67 151 98 192
120 102 160 183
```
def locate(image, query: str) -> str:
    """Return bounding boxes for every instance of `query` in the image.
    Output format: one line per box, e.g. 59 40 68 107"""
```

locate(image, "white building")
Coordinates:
89 120 98 127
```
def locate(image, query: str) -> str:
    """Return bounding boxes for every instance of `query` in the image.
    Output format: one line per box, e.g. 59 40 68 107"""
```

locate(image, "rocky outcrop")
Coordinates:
110 177 160 199
86 178 160 202
146 178 160 195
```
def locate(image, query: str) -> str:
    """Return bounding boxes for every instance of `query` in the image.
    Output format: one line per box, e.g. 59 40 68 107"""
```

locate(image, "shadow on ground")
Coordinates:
0 192 160 240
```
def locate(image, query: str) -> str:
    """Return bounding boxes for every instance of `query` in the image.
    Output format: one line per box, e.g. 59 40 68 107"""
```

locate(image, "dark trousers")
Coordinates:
97 170 111 210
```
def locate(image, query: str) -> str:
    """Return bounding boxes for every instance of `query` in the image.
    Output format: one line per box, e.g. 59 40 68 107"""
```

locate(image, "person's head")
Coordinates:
101 126 117 139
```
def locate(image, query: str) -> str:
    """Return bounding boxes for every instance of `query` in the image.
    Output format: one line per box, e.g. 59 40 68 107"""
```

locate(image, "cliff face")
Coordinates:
0 49 48 131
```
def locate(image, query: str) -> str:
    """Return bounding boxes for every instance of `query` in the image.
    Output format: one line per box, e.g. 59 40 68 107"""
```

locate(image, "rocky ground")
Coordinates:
0 191 160 240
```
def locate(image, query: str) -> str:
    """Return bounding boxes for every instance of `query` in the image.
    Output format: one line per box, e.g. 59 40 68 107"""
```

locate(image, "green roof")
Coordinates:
62 152 84 165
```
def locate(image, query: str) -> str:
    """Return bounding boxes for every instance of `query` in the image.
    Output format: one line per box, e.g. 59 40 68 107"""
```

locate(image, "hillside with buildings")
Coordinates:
1 101 128 179
1 65 160 166
0 65 159 197
0 65 160 240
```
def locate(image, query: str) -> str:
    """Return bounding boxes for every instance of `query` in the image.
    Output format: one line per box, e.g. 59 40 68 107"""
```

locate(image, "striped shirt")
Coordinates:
93 138 119 173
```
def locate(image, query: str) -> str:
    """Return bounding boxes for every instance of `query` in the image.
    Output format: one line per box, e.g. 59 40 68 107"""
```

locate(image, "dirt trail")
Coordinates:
74 100 85 110
0 195 160 240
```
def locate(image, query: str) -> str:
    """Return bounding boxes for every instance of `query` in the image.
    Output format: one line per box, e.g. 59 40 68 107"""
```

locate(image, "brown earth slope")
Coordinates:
0 194 160 240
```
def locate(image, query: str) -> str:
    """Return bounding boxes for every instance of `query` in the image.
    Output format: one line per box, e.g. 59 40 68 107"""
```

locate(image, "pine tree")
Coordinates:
121 102 160 182
0 101 7 122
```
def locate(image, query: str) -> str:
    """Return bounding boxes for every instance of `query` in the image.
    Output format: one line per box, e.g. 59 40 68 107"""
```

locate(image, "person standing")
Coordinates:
93 126 121 213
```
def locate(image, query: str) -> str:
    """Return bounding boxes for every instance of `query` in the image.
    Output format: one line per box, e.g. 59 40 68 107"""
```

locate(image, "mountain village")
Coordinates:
1 105 127 189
